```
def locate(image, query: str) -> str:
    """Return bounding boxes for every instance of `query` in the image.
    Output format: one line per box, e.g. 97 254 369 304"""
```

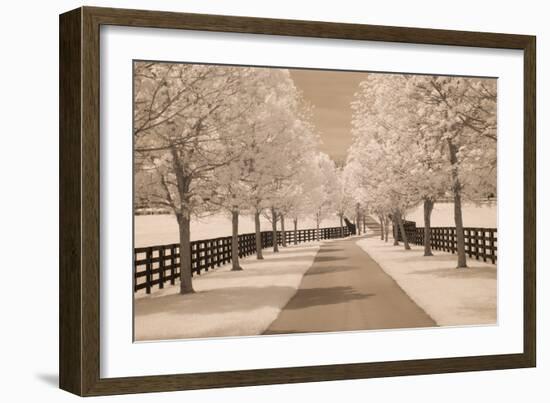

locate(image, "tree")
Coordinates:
234 70 319 259
208 154 251 271
133 63 286 293
333 167 356 236
349 75 418 250
209 68 315 265
304 153 337 241
407 75 497 266
349 73 496 261
276 183 303 246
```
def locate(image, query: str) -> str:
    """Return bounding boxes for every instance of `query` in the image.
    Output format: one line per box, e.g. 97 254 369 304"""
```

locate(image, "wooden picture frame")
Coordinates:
59 6 536 396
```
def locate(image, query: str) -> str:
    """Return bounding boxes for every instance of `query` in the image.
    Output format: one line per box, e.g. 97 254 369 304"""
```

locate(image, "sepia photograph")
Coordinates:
132 61 497 342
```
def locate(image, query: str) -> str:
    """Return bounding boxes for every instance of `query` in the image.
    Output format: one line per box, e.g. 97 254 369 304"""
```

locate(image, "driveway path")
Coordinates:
264 236 436 334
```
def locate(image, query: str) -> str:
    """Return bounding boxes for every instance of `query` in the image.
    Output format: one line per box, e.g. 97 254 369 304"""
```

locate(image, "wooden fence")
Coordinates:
134 226 350 293
397 225 497 264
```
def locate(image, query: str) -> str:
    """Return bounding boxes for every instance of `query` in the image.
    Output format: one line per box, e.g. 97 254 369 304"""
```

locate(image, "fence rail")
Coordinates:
134 226 350 293
397 225 497 264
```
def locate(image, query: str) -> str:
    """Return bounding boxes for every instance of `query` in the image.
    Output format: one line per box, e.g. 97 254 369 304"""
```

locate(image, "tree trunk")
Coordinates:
396 211 411 250
423 198 434 257
392 217 399 246
293 218 298 245
339 214 344 237
171 151 194 294
271 207 279 252
316 213 320 241
448 139 467 268
231 207 242 271
384 216 389 242
254 210 263 260
356 204 362 235
177 212 194 294
378 215 385 240
281 214 287 247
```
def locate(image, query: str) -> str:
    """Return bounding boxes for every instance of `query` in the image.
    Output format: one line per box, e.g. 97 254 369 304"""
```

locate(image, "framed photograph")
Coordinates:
59 6 536 396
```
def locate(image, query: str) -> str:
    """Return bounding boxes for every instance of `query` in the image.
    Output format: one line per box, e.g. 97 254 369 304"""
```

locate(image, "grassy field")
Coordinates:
405 201 497 228
134 213 341 248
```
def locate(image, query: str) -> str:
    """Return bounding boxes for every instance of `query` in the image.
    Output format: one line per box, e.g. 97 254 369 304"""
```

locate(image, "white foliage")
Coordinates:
347 73 497 220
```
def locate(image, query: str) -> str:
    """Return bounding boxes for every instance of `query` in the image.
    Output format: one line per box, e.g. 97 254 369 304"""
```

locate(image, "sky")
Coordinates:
289 68 368 164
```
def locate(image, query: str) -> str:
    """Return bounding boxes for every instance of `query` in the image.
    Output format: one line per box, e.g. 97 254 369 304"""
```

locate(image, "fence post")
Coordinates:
209 240 214 268
451 228 456 254
170 245 176 284
145 247 152 294
490 230 496 264
195 242 201 276
481 230 487 262
465 229 471 258
205 240 210 270
158 247 165 289
226 238 231 265
133 250 138 293
474 229 479 260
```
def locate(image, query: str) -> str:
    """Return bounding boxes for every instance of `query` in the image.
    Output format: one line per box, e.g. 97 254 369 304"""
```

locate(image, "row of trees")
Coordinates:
134 63 355 295
134 64 497 297
345 73 497 267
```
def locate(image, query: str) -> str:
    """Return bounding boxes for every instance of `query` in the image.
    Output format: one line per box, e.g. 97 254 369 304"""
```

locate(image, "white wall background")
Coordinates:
0 0 546 401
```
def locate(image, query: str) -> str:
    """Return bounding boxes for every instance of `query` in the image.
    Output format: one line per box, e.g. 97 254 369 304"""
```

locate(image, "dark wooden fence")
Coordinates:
396 222 497 264
134 226 350 293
